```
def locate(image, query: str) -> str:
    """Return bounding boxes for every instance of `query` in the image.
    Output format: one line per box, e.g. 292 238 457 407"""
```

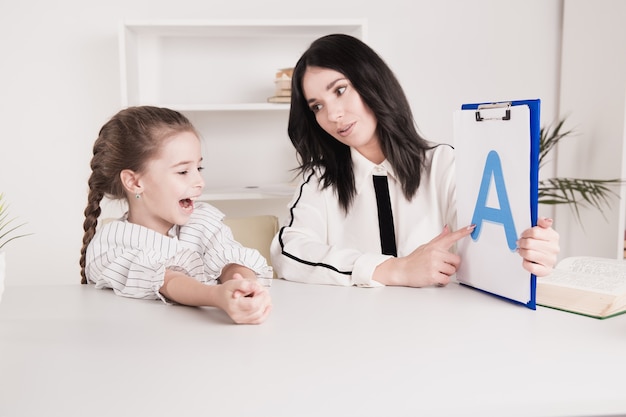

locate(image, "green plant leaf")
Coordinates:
538 116 624 225
0 193 32 249
539 117 576 169
538 177 622 223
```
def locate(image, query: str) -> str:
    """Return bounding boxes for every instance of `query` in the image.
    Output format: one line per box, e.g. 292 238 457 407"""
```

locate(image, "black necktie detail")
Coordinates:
373 175 397 257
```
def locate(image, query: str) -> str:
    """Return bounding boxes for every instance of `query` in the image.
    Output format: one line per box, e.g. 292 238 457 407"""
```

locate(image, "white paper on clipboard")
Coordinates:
453 104 533 305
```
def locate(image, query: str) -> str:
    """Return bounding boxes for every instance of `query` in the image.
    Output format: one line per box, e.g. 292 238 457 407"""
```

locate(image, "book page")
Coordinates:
542 257 626 294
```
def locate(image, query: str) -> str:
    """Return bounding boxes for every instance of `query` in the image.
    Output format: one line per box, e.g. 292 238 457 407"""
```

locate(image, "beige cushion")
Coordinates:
223 215 279 267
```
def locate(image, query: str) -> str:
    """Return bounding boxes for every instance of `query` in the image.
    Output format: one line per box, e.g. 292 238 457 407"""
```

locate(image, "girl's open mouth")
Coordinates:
179 198 194 210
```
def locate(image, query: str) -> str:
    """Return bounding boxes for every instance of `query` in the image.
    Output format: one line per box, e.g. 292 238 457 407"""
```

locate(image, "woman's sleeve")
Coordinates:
433 144 458 230
270 172 389 287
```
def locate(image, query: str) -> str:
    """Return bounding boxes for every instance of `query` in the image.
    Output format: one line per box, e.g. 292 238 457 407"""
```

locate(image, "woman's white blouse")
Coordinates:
270 144 456 287
86 202 272 302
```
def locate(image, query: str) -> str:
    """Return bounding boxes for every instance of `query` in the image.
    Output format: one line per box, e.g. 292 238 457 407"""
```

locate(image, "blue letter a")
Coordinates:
470 150 518 251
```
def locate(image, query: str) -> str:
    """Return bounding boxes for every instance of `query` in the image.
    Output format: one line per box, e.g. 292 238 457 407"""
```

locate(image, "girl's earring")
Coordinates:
135 193 141 199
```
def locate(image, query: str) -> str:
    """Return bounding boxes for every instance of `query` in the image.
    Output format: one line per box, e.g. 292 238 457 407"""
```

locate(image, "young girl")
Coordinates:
80 106 272 324
270 34 560 288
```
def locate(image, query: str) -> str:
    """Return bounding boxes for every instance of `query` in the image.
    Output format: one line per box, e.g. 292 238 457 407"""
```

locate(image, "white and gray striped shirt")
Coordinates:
86 202 272 302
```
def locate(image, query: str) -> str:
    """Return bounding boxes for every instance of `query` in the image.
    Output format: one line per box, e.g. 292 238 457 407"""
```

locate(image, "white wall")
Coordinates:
556 0 626 259
0 0 563 285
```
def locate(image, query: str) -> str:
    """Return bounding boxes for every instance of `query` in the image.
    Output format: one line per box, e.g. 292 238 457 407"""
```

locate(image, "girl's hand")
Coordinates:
374 224 475 287
216 274 273 324
517 217 560 277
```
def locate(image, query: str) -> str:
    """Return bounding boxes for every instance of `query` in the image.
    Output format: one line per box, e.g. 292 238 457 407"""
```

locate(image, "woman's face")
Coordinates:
302 66 384 164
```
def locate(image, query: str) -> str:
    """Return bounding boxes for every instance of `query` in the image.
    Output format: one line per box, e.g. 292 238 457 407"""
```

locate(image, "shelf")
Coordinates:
200 184 296 201
119 19 366 213
166 103 289 112
120 19 367 38
119 19 367 107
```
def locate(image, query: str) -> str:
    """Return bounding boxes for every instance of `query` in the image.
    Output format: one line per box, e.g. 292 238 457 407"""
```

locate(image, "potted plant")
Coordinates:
538 117 623 223
0 193 32 301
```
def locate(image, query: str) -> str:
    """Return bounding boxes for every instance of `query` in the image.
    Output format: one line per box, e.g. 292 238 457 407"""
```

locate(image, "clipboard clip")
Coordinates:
475 102 511 121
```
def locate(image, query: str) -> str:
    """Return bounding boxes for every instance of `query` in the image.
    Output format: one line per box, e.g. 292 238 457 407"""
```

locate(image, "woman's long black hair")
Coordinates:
288 34 432 213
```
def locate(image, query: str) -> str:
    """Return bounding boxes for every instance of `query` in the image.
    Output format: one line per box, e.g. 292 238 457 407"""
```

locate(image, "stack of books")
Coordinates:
267 68 293 103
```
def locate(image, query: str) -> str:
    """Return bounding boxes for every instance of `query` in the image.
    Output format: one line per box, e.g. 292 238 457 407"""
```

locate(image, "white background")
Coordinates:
2 0 612 286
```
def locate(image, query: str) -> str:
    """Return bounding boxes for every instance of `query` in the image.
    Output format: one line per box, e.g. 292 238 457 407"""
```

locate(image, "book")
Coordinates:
267 67 293 104
275 81 291 93
267 96 291 103
537 256 626 319
275 67 293 78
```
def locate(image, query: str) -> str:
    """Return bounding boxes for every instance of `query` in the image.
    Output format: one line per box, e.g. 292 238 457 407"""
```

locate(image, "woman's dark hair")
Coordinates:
288 34 431 212
79 106 197 284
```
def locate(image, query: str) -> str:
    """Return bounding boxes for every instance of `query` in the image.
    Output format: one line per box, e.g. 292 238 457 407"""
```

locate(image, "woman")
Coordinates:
270 34 559 288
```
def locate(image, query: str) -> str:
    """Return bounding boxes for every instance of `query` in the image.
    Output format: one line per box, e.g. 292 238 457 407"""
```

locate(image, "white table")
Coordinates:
1 279 625 417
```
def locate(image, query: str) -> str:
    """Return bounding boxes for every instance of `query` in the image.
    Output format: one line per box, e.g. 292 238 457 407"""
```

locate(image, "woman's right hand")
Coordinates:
373 224 475 287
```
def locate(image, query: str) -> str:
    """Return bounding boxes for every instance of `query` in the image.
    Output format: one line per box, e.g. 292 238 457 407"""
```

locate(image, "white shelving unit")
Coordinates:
119 19 367 209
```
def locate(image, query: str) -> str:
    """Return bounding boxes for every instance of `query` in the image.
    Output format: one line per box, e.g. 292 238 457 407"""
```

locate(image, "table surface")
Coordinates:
1 279 625 417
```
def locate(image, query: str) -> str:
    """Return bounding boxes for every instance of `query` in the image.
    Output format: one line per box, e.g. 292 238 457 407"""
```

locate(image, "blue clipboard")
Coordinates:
454 99 540 309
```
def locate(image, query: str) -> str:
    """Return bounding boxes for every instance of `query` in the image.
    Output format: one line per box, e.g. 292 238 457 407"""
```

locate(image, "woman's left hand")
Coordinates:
517 217 560 277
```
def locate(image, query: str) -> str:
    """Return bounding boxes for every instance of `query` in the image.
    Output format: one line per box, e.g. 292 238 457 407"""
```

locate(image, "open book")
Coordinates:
537 256 626 319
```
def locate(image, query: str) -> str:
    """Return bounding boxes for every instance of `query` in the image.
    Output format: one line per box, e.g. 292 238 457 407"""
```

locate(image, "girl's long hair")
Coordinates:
79 106 196 283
